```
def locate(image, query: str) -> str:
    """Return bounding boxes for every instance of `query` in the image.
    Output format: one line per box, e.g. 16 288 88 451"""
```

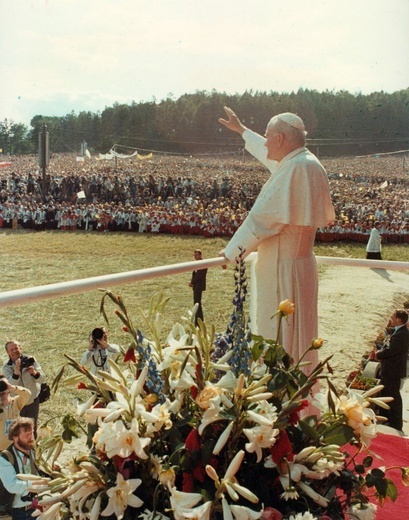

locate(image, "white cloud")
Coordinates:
1 0 408 125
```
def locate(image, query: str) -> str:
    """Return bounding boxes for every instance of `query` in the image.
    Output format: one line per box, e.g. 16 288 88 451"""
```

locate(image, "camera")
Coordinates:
20 355 36 369
91 328 105 348
0 380 8 392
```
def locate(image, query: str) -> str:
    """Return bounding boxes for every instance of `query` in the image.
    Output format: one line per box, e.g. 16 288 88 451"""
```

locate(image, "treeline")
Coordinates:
1 88 409 158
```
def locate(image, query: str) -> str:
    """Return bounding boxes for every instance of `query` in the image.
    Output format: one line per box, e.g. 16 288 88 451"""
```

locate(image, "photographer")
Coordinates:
80 327 120 375
80 328 120 448
2 341 46 435
0 375 31 451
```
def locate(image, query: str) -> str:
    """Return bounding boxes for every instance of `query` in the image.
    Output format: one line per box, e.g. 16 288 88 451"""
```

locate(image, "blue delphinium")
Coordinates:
136 329 165 402
213 249 252 377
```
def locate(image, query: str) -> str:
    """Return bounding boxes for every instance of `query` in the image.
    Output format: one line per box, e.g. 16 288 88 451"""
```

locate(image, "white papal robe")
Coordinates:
224 130 335 373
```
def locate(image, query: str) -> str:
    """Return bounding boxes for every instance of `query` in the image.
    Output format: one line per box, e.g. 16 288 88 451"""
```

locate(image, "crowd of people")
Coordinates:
0 151 409 242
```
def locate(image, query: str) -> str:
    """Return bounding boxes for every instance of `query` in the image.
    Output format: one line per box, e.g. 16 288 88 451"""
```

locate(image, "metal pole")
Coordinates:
42 124 47 201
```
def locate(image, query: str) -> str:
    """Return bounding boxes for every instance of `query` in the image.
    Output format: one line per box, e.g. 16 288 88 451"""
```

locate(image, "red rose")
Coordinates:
192 464 206 483
185 428 201 451
262 508 283 520
190 386 198 400
289 399 309 425
270 430 294 464
182 472 194 492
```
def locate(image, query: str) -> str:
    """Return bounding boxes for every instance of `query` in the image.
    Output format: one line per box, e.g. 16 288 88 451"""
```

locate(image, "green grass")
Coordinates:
1 229 408 424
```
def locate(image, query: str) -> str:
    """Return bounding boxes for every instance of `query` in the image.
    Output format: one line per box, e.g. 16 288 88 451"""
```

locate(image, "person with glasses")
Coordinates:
218 107 335 375
2 341 46 436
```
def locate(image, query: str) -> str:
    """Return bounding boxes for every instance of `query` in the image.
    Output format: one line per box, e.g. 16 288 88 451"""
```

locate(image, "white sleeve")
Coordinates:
224 218 285 261
243 129 278 173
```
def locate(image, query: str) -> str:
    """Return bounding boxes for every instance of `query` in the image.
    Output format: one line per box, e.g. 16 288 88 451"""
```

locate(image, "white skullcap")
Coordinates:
275 113 305 131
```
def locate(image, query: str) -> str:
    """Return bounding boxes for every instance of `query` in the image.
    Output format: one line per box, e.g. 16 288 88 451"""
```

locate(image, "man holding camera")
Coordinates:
80 327 120 375
2 341 46 436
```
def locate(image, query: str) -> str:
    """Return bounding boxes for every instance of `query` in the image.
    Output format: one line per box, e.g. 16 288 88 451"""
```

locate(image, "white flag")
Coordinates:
380 180 388 189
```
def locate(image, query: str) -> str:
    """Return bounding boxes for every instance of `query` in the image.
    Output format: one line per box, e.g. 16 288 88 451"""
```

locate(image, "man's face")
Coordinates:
264 124 281 161
194 251 202 261
15 427 35 451
6 342 22 362
389 312 401 328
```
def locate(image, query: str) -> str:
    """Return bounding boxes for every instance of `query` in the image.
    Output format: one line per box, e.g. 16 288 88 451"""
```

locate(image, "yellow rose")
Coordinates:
278 299 295 316
196 385 221 409
401 467 409 486
311 338 324 349
159 468 176 487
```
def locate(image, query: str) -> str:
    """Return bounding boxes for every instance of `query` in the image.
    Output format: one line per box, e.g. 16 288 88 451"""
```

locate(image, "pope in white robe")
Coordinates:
219 108 335 374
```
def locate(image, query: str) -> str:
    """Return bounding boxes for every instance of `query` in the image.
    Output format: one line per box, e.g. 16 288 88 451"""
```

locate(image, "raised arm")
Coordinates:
218 107 247 135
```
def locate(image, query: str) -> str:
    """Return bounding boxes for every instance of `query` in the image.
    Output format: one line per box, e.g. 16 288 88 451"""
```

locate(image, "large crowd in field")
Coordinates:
0 151 409 242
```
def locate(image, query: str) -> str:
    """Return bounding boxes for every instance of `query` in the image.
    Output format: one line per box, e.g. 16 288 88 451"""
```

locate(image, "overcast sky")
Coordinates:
1 0 408 126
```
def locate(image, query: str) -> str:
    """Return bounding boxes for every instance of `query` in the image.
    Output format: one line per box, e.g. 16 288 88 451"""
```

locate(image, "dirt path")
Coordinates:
318 265 409 390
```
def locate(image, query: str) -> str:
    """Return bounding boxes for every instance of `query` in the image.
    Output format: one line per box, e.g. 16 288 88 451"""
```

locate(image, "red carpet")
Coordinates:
349 432 409 519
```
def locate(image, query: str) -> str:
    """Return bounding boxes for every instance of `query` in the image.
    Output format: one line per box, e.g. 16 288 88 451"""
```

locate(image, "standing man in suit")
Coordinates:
376 309 409 430
189 249 207 325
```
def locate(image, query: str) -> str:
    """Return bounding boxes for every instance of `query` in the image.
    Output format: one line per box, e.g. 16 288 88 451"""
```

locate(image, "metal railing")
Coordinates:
0 255 408 310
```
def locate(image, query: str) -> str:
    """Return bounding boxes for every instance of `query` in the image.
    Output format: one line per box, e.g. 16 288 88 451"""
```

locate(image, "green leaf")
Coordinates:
362 456 373 468
321 423 354 445
298 419 320 441
385 479 398 502
273 371 289 389
251 342 265 362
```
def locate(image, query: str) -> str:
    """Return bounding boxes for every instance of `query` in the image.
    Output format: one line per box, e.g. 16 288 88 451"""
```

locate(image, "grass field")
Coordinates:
1 229 409 425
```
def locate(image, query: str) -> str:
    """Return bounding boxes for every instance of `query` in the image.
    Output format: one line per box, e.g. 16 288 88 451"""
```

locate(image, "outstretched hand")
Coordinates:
218 106 246 135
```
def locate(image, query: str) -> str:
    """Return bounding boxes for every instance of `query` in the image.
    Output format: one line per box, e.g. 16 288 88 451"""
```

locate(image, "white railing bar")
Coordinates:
316 256 409 271
0 257 227 309
0 254 407 310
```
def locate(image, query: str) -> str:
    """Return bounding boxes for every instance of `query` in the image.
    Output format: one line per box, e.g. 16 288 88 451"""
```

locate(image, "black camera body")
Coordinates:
20 355 36 369
0 380 8 392
91 328 105 348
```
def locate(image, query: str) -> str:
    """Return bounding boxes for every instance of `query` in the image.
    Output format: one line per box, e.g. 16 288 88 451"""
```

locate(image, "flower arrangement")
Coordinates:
30 256 407 520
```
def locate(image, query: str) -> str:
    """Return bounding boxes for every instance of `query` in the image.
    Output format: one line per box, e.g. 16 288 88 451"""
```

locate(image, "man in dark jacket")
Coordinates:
376 309 409 430
189 249 207 325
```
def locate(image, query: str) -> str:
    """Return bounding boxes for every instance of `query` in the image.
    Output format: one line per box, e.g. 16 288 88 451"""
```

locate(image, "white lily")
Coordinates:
76 393 97 417
168 486 204 519
243 424 279 462
214 371 238 390
89 492 103 520
183 499 213 519
104 417 151 459
101 474 143 519
229 504 262 519
198 395 225 435
213 421 234 455
297 481 329 507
